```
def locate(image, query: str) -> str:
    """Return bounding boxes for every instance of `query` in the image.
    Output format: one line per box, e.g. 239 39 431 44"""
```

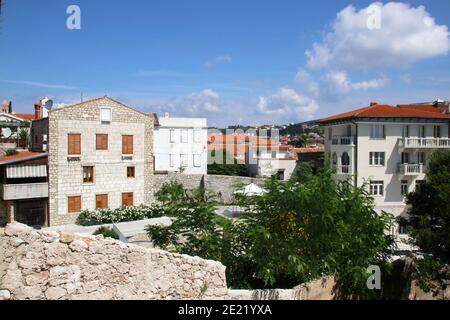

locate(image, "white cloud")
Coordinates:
1 80 78 90
257 87 318 120
295 69 320 96
306 2 450 70
400 73 412 84
204 55 232 68
184 89 222 113
325 70 389 95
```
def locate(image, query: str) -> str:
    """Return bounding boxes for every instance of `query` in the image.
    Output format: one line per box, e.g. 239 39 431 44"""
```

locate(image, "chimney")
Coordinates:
34 100 42 120
370 102 378 106
2 100 12 113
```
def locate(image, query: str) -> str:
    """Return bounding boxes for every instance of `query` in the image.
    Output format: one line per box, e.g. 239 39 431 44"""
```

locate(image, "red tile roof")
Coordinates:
13 113 36 121
319 103 450 123
0 151 47 165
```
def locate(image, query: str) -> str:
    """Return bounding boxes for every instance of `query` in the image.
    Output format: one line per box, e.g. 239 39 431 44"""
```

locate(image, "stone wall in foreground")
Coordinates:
0 223 227 300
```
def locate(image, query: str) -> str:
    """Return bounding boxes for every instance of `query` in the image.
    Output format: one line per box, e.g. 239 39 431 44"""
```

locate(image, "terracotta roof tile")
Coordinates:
0 151 47 165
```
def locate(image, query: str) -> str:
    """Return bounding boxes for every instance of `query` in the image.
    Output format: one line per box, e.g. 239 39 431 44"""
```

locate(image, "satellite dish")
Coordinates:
2 128 12 138
42 97 53 110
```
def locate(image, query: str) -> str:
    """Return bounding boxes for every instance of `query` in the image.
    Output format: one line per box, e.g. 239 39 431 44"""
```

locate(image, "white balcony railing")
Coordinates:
3 183 48 201
398 164 424 176
399 138 450 149
332 136 354 146
333 165 352 175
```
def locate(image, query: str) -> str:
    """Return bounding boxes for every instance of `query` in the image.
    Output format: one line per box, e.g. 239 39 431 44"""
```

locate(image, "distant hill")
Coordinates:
279 120 320 136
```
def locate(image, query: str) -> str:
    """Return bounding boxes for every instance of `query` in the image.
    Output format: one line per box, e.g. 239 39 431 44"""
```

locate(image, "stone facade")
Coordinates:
30 97 156 226
0 222 227 300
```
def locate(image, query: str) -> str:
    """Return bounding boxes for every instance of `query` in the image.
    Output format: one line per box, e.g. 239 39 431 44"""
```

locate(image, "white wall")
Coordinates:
154 117 207 175
246 147 296 180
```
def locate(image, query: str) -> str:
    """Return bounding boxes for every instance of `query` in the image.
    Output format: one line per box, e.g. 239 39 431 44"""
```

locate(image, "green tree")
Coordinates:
404 150 450 291
146 182 224 261
291 133 313 148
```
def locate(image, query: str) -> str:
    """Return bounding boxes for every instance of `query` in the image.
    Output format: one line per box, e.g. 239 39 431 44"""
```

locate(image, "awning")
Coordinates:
6 164 47 179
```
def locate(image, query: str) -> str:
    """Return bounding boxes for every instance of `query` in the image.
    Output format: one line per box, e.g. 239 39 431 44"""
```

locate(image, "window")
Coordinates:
68 134 81 155
347 125 352 137
401 152 410 164
180 154 188 168
95 194 109 209
194 129 201 143
418 125 426 138
328 128 332 140
122 135 134 155
68 196 81 213
170 129 175 143
369 152 385 166
181 129 188 143
370 125 385 139
434 126 442 138
418 152 426 165
83 166 94 183
332 153 338 166
401 180 409 196
96 134 108 150
122 192 134 207
402 125 410 138
369 181 384 196
127 166 135 178
169 154 175 168
193 154 201 167
100 108 112 123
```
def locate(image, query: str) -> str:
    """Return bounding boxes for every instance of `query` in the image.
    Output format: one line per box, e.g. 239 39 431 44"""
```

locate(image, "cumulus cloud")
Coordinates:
325 70 389 94
257 87 319 120
305 2 450 70
295 69 320 96
204 55 232 68
184 89 222 113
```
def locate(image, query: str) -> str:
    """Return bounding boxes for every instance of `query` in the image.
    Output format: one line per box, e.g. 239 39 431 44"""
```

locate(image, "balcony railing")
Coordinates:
332 136 354 145
333 165 352 175
398 164 424 176
399 138 450 149
3 183 48 201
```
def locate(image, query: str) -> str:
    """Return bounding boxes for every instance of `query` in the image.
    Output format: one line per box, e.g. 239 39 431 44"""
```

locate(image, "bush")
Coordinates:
93 226 119 240
76 203 165 226
5 149 19 156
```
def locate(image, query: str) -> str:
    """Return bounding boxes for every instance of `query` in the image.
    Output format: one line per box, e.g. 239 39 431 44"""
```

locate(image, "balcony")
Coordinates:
332 136 354 146
399 138 450 149
398 164 424 176
333 165 352 175
3 183 48 201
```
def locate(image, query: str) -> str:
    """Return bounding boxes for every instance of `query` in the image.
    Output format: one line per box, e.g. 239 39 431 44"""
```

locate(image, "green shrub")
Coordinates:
5 149 19 156
93 226 119 240
76 203 165 226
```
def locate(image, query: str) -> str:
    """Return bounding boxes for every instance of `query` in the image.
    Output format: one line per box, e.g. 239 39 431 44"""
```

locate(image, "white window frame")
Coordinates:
401 152 410 164
169 154 175 168
193 154 201 168
418 152 426 165
402 125 410 138
100 107 112 123
369 152 385 166
418 125 426 138
370 125 385 139
181 129 188 143
193 129 201 143
369 181 384 197
180 154 188 168
169 129 175 143
401 180 409 196
434 125 442 138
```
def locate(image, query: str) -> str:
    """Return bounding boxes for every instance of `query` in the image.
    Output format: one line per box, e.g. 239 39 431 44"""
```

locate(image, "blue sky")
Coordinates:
0 0 449 127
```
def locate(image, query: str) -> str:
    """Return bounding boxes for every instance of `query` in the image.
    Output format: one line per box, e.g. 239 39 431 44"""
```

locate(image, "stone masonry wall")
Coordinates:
152 174 265 204
0 222 227 300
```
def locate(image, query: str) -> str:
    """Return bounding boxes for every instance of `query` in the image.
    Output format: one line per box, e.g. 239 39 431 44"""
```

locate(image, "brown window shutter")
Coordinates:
68 134 81 155
122 192 134 207
68 196 81 213
122 135 133 154
96 194 108 209
96 134 108 150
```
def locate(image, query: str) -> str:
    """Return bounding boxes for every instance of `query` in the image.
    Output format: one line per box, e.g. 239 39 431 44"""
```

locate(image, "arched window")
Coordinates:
332 152 338 165
342 152 350 166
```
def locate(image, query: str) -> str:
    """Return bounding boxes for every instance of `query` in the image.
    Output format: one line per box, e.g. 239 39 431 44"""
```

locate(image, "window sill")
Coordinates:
368 165 385 167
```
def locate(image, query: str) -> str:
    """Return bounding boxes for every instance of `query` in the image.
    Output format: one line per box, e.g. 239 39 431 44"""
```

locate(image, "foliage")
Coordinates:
76 203 165 226
228 170 394 297
208 150 248 177
404 150 450 290
5 148 19 156
291 133 313 148
18 128 29 140
93 226 119 240
146 182 224 261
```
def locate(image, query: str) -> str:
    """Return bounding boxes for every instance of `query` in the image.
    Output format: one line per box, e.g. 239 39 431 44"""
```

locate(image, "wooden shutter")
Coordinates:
68 134 81 155
68 196 81 213
95 194 109 209
122 192 134 207
122 135 133 154
96 134 108 150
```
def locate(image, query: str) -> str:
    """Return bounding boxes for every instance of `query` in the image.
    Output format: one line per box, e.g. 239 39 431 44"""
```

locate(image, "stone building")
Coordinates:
30 96 156 226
